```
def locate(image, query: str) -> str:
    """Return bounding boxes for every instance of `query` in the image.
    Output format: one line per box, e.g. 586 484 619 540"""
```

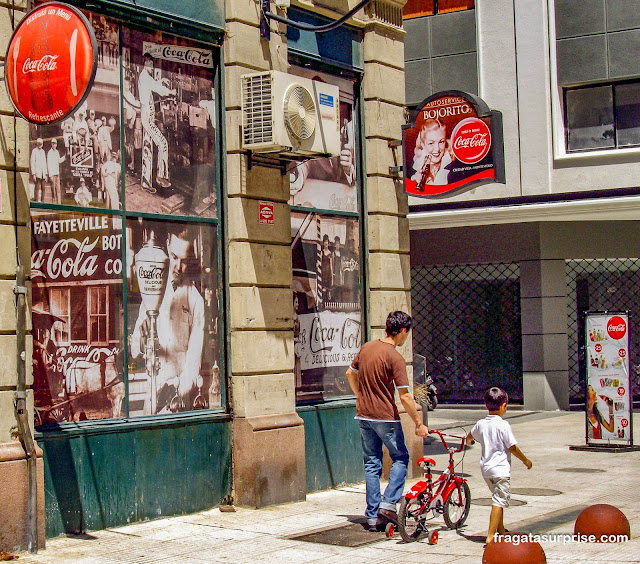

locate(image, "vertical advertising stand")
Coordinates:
571 311 639 452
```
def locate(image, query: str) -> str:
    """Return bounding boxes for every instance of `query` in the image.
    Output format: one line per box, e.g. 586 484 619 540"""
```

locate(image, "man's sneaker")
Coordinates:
378 508 398 524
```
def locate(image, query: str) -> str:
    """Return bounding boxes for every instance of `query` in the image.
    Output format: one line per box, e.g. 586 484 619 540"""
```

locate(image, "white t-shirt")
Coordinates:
470 415 517 478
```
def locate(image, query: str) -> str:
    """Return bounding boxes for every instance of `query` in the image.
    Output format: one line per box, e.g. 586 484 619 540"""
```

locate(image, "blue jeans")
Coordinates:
358 419 410 525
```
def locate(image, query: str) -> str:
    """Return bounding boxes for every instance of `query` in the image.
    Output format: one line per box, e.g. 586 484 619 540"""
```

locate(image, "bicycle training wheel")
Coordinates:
443 481 471 529
398 495 426 542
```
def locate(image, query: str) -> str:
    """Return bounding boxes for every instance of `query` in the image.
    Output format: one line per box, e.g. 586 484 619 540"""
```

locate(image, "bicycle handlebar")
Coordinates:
429 429 466 453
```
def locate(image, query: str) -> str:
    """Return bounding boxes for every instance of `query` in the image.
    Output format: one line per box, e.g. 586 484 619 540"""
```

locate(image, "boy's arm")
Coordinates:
465 431 475 446
508 444 533 469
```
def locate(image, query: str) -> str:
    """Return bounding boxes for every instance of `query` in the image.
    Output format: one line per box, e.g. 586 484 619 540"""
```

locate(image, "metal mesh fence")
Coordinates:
411 263 522 404
566 258 640 406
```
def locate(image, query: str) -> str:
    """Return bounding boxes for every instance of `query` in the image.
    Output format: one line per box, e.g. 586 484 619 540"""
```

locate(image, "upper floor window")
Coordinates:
565 81 640 152
403 0 474 19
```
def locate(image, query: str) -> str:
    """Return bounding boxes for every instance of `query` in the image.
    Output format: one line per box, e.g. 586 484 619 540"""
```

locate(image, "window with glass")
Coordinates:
288 67 363 404
30 8 223 426
565 81 640 152
403 0 474 19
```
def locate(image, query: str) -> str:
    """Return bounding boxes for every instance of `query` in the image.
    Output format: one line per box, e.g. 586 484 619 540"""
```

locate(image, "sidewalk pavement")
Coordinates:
15 408 640 563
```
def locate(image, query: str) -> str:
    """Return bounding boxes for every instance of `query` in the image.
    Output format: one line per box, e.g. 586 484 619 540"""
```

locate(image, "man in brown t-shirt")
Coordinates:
346 311 428 530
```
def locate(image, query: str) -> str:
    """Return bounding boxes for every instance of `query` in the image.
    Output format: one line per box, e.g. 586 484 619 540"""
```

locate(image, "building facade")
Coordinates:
0 0 417 552
405 0 640 410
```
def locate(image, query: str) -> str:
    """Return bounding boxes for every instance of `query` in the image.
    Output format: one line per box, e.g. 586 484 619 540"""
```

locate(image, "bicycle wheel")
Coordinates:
398 495 427 542
443 481 471 529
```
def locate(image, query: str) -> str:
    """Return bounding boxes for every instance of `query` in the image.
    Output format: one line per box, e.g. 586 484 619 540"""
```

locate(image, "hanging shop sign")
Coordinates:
5 2 98 124
403 90 505 197
584 311 633 447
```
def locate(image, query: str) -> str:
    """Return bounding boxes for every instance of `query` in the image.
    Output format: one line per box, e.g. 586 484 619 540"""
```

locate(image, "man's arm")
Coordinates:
398 388 429 437
346 366 359 395
181 289 205 394
508 444 532 469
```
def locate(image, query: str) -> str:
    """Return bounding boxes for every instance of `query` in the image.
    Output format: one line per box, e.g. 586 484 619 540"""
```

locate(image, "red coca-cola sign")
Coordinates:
451 117 491 164
5 2 97 124
607 316 627 340
402 91 505 197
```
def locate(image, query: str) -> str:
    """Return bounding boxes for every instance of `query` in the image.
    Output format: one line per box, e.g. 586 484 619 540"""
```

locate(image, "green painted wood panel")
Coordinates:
40 418 231 538
298 402 362 492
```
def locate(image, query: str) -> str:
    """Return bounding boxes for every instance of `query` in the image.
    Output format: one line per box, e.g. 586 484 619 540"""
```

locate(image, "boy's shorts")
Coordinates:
484 476 511 508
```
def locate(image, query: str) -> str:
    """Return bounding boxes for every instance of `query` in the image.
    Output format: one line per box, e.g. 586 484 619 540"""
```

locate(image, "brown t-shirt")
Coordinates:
351 339 409 421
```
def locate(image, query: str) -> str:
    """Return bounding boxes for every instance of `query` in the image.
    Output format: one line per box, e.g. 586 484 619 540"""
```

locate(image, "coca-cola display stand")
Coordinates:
134 231 169 414
570 311 640 453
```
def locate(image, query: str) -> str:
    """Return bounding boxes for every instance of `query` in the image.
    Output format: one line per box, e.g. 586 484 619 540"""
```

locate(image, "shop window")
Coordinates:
288 66 363 404
565 81 640 152
403 0 474 19
29 9 223 426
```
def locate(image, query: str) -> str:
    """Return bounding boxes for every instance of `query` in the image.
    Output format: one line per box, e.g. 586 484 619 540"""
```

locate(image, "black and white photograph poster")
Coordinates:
291 211 361 401
28 14 122 209
122 29 218 218
288 68 357 213
126 218 220 415
31 210 124 425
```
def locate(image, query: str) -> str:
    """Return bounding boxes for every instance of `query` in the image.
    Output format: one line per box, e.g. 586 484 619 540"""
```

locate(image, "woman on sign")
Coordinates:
410 119 452 190
587 384 614 439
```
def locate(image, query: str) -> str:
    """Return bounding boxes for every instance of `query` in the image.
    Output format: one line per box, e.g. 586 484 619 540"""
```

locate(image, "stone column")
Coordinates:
362 2 422 471
520 259 569 410
225 0 305 508
0 3 46 552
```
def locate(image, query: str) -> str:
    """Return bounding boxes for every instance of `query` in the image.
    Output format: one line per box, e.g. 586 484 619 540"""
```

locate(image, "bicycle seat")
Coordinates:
417 456 436 467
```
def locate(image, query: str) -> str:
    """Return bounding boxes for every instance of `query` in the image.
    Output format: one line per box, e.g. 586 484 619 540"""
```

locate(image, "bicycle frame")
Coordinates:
404 430 467 510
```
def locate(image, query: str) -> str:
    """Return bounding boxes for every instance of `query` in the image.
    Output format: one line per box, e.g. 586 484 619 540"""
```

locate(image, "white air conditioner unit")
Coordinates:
241 70 341 157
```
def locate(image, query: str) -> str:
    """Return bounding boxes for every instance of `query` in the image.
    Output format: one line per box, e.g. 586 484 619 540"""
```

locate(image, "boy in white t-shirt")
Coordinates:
466 387 532 544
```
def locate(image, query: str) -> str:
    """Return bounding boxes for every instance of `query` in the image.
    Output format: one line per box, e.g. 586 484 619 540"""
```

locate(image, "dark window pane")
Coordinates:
615 83 640 147
566 86 615 151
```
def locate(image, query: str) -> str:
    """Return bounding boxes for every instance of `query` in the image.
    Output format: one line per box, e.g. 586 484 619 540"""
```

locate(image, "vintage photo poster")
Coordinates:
28 14 121 209
403 92 504 197
291 211 361 402
122 29 218 218
288 68 357 213
126 218 220 415
31 211 124 425
585 312 632 445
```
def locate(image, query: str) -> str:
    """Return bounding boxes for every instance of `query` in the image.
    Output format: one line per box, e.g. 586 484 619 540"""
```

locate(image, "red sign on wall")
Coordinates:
5 2 97 124
259 201 274 225
403 91 505 197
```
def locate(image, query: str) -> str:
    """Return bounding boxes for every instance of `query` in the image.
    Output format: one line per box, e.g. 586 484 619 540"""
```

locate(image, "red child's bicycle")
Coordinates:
391 429 471 543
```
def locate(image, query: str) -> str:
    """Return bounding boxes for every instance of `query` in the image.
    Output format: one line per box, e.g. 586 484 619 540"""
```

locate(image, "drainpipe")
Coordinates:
14 264 38 553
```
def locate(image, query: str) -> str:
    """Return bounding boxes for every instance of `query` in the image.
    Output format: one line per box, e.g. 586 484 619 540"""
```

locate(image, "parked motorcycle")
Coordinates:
413 353 438 411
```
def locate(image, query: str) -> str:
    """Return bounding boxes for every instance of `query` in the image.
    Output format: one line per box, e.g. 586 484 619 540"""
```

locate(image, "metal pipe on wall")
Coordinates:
14 265 38 553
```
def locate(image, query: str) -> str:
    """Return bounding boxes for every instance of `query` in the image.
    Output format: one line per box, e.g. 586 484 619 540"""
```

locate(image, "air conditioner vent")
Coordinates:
284 84 317 140
242 72 273 146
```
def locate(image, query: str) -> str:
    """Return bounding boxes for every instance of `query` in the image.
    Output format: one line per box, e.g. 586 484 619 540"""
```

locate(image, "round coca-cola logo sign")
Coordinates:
450 117 491 164
5 2 97 124
607 316 627 340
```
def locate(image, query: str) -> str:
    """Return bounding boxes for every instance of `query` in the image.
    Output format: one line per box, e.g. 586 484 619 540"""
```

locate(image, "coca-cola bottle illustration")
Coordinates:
29 18 54 113
135 231 169 414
